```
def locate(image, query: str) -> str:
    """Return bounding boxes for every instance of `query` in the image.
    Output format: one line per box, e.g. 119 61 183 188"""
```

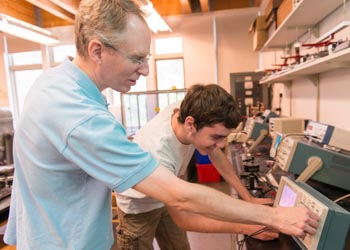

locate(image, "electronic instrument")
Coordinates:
274 176 350 250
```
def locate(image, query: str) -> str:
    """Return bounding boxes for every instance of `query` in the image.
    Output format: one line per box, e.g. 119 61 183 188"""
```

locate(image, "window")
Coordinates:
131 75 147 92
9 51 43 117
155 37 183 55
156 59 184 90
121 89 186 136
12 51 42 66
154 37 185 110
9 46 76 119
154 37 184 90
14 70 43 114
53 45 76 63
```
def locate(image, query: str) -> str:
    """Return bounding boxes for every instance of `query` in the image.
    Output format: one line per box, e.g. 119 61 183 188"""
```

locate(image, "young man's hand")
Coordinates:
243 225 279 241
248 196 274 206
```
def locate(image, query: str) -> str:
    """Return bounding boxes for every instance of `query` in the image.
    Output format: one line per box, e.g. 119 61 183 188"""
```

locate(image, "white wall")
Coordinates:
216 10 261 90
263 1 350 131
2 3 348 131
159 8 261 92
168 14 216 87
290 78 318 121
319 69 350 130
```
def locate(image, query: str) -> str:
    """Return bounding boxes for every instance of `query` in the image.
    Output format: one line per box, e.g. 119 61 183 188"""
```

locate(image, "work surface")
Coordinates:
228 142 350 250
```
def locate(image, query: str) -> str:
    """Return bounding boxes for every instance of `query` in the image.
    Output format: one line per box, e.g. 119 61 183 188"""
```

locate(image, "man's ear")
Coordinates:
184 116 196 132
88 39 103 64
172 108 180 115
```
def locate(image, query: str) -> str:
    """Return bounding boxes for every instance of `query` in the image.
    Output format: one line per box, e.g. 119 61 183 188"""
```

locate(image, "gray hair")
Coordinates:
75 0 145 58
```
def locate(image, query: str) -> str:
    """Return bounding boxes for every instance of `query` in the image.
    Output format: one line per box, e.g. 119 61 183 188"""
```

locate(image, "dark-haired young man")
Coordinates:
116 84 278 249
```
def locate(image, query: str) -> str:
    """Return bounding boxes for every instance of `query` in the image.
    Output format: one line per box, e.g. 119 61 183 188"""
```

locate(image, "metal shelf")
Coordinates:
261 0 345 51
260 47 350 84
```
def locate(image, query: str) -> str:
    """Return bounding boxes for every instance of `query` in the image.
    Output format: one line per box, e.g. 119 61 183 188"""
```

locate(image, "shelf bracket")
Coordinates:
311 24 320 39
286 25 315 44
305 74 319 86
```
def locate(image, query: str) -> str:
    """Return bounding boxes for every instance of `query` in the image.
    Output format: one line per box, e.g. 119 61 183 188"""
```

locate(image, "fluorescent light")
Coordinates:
0 14 59 45
141 1 171 33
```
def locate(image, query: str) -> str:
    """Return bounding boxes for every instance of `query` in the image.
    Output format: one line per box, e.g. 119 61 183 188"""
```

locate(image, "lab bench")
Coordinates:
228 142 350 250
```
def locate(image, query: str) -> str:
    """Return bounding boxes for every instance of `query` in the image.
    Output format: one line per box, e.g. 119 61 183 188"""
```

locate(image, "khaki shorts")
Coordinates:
116 206 191 250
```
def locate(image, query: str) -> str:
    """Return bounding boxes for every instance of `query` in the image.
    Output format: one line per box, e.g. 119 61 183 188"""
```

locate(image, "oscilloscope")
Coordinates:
274 176 350 250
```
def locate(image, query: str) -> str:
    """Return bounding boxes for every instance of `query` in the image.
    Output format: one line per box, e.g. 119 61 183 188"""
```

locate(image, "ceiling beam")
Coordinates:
49 0 79 15
0 0 36 26
211 0 251 10
42 10 72 27
179 0 192 14
199 0 209 12
25 0 75 22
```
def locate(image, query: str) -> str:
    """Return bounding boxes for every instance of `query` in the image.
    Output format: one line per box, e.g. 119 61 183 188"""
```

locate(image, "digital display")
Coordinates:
304 120 331 143
279 184 297 207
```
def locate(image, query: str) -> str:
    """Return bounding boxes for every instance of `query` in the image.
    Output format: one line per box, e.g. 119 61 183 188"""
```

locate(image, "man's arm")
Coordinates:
208 147 273 205
166 205 279 241
133 166 319 238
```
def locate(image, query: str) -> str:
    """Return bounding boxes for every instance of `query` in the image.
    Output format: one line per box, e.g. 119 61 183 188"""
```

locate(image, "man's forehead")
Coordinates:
201 123 231 135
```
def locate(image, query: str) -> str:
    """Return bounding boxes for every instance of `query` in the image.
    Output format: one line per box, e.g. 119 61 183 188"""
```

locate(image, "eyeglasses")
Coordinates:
103 42 151 66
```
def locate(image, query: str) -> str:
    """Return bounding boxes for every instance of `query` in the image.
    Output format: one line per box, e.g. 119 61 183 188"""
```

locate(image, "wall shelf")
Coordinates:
260 47 350 84
261 0 344 51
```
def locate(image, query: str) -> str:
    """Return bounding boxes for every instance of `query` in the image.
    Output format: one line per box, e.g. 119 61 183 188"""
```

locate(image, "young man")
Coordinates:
115 84 275 248
5 1 319 249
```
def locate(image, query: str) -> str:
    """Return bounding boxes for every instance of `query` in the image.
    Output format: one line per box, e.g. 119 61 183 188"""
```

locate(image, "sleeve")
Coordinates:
62 113 159 193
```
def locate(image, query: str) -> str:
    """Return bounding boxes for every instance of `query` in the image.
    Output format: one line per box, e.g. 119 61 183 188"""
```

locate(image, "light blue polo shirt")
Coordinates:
4 57 158 250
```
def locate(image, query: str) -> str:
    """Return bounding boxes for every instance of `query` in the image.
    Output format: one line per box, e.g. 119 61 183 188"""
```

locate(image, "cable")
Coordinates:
237 226 274 250
274 133 305 158
303 134 325 147
256 171 279 191
334 193 350 203
256 172 278 192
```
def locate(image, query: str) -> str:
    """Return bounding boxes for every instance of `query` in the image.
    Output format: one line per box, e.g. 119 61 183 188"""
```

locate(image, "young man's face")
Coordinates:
191 123 231 155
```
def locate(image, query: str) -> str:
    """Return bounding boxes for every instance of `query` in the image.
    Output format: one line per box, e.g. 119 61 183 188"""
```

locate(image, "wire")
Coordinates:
256 172 278 192
237 226 274 250
334 193 350 203
276 133 304 153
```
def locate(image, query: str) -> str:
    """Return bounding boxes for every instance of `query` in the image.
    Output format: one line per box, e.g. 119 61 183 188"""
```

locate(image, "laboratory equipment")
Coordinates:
274 176 350 250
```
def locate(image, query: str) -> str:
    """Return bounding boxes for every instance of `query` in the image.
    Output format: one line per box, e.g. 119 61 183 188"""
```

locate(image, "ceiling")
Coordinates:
0 0 260 29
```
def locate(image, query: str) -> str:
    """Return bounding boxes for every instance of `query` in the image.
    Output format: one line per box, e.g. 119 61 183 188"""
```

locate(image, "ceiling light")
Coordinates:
0 14 59 46
141 1 172 33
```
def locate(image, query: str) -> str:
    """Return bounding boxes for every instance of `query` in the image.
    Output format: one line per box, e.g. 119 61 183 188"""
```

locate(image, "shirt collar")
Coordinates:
61 57 108 108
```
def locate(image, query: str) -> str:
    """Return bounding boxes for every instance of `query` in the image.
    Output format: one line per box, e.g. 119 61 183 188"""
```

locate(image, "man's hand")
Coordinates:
272 206 320 237
252 229 278 241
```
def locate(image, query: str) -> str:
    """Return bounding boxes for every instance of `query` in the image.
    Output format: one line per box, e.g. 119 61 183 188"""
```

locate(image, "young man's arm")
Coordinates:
133 166 319 238
208 147 273 205
166 205 279 241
